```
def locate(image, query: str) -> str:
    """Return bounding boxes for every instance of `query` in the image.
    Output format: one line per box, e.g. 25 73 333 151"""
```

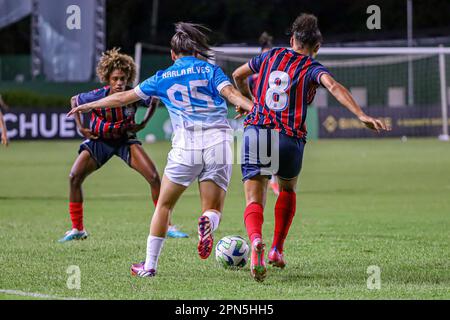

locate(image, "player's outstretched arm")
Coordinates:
0 109 8 147
320 73 390 132
67 89 140 117
220 85 254 116
232 63 254 101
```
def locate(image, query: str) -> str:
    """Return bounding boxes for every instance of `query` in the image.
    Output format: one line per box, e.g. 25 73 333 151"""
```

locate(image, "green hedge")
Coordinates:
1 90 69 108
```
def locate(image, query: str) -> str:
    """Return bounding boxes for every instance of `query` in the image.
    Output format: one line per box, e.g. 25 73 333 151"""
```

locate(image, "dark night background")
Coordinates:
1 0 450 54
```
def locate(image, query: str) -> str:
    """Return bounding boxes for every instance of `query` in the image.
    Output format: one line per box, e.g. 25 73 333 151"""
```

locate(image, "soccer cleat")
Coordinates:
268 247 286 269
197 215 213 259
167 225 189 238
250 239 267 282
269 179 280 196
58 229 88 243
130 262 156 278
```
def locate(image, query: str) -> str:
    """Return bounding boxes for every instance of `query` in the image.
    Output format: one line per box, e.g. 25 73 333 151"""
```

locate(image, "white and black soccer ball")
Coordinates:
215 235 250 268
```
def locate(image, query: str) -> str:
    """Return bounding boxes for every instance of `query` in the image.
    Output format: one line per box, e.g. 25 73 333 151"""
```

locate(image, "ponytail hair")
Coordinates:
171 22 213 59
291 13 323 48
259 32 273 51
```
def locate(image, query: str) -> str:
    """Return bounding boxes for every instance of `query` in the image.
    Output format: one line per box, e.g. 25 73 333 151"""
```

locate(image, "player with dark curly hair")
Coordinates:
59 48 187 242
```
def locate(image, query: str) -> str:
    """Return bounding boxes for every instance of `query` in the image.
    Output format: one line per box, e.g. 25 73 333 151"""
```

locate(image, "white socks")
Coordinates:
203 210 221 233
144 235 165 271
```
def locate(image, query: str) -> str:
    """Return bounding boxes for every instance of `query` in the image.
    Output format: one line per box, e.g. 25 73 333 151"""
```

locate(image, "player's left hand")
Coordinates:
67 104 93 117
358 114 391 132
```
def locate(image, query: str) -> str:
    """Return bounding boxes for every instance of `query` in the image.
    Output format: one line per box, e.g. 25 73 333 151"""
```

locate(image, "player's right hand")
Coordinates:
358 114 391 132
67 104 93 117
80 128 98 140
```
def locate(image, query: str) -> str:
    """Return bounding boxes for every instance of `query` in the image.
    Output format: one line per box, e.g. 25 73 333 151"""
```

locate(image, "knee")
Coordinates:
245 196 264 208
279 185 296 193
148 171 161 187
69 172 85 188
155 198 174 213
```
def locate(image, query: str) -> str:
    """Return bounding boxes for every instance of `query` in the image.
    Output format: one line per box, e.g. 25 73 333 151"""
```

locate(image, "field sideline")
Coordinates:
0 139 449 300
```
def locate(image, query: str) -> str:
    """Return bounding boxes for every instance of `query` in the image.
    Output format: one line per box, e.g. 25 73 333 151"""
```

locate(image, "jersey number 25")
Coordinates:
167 80 215 112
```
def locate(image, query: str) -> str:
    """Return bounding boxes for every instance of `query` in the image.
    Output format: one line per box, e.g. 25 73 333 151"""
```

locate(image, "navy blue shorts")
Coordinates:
79 138 142 168
241 125 305 181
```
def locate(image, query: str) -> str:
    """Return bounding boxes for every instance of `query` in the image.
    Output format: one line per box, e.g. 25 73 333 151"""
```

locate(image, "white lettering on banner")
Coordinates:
4 113 18 138
39 114 59 138
366 5 381 30
66 5 81 30
4 112 81 139
60 114 76 138
19 114 38 138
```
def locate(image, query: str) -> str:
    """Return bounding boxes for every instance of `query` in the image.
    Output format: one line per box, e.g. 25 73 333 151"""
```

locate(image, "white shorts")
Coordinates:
164 141 233 192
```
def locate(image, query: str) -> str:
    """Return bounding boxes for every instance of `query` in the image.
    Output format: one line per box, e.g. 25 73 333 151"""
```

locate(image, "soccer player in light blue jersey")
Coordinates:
68 22 254 277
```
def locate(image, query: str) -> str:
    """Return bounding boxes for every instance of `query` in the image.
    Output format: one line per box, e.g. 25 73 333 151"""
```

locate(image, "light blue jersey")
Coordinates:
134 56 233 149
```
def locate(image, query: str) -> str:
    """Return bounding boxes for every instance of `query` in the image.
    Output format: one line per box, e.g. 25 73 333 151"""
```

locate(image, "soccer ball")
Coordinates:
215 235 250 268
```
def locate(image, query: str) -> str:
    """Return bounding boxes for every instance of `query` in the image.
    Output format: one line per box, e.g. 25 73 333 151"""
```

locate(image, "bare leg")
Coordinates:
60 150 97 239
199 180 226 213
149 175 186 237
244 176 269 207
138 175 187 272
129 144 161 206
69 150 98 203
277 176 298 192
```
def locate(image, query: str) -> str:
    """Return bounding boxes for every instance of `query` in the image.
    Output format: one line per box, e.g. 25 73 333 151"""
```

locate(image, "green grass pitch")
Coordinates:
0 139 449 300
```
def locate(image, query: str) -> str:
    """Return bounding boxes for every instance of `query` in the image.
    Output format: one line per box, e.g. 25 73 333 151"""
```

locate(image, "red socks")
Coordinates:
272 191 296 252
69 202 84 231
244 202 264 243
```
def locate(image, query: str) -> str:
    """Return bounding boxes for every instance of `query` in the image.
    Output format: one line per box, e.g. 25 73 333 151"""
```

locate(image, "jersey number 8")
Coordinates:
265 71 291 111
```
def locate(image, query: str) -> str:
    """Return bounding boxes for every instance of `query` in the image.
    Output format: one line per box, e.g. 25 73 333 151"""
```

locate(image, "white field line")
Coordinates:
0 289 88 300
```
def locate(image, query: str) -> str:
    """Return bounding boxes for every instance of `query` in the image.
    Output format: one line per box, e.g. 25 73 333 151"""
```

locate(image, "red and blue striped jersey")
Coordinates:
76 86 151 140
247 73 259 97
245 47 331 139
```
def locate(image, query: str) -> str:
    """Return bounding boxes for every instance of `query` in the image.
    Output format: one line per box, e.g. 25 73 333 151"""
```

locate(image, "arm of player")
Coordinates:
71 96 98 140
232 63 254 101
141 97 159 126
0 109 8 147
129 97 160 133
320 74 390 132
220 84 254 119
67 89 141 117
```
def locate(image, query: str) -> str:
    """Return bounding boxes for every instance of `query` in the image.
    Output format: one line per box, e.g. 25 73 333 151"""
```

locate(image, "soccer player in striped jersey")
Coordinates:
233 13 390 281
59 48 187 242
68 22 254 277
247 32 280 196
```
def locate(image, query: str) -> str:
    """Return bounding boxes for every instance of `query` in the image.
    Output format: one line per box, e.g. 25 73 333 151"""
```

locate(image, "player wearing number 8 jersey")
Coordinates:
246 47 329 139
68 22 254 277
233 13 390 282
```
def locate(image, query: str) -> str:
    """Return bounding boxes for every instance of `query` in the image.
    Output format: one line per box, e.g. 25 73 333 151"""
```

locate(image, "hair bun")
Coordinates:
291 13 322 47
